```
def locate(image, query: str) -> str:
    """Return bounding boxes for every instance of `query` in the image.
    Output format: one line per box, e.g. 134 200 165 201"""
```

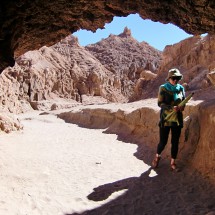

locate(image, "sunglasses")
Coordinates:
171 77 181 81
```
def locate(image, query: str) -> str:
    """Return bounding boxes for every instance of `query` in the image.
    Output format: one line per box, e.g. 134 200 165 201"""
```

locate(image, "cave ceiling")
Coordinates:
0 0 215 72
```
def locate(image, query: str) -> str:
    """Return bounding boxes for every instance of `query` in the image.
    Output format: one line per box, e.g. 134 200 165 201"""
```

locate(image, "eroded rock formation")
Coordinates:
0 113 23 133
0 29 161 114
139 34 215 100
1 0 215 72
85 27 161 99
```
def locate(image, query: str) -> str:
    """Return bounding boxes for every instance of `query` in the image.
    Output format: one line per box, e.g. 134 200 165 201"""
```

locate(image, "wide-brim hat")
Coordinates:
165 68 183 81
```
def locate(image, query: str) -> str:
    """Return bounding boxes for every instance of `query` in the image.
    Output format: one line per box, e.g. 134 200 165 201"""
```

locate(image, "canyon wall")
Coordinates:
139 34 215 101
0 29 161 115
0 25 214 183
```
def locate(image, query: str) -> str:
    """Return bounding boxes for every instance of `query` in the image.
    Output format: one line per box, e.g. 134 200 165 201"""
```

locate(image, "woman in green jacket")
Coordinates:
152 68 185 171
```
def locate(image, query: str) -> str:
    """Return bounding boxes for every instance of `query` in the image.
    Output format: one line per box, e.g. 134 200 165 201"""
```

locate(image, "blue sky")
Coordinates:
73 14 193 51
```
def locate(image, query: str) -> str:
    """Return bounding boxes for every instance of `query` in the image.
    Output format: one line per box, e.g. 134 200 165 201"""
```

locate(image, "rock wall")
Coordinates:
192 100 215 178
0 30 161 115
161 34 215 90
140 34 215 100
85 27 161 100
0 35 126 115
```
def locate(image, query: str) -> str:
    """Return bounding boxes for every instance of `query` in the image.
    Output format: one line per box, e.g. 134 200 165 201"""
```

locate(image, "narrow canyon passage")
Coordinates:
0 110 214 215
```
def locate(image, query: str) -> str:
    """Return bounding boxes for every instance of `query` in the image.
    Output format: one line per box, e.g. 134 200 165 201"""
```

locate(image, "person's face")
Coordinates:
169 76 181 85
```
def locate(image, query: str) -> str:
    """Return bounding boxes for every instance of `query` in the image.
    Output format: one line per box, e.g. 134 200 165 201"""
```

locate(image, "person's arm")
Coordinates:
158 86 164 107
157 86 172 110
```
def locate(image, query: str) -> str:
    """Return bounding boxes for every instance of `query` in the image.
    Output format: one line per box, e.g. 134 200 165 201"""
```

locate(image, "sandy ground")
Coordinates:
0 111 149 215
0 110 215 215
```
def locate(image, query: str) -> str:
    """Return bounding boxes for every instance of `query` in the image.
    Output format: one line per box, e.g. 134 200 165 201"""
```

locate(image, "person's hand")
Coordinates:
173 106 180 112
174 106 185 112
178 105 185 112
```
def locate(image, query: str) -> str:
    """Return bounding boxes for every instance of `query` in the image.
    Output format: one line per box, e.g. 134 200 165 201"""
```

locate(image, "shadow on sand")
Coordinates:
57 111 215 215
64 135 215 215
65 164 215 215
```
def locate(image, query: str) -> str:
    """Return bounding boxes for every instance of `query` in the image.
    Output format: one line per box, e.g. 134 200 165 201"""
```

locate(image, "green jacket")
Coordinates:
158 83 185 127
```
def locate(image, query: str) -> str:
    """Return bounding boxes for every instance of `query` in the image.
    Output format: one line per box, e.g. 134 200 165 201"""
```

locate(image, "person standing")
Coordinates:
152 68 185 171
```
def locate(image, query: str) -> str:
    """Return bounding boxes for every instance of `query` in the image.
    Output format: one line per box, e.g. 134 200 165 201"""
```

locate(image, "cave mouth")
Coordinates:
73 14 192 51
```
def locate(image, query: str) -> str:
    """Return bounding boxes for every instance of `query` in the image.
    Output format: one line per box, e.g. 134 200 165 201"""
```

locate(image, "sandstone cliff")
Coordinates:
3 32 215 117
139 34 215 101
0 35 120 116
0 28 161 116
85 27 162 99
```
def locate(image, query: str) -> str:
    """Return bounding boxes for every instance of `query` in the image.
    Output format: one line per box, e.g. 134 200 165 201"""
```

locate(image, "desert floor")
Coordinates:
0 109 215 215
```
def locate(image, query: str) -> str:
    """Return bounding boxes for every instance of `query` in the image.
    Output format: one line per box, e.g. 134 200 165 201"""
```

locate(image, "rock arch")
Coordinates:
1 0 215 72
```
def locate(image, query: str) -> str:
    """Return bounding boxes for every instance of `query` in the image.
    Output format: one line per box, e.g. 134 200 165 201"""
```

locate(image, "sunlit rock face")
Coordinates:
85 27 162 100
140 34 215 100
1 0 215 72
0 30 161 114
0 35 126 114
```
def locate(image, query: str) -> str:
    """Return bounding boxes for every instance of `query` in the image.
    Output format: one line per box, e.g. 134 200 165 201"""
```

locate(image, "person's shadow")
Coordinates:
60 117 215 215
65 156 215 215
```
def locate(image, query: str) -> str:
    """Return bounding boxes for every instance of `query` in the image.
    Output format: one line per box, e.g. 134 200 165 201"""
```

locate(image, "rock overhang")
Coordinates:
1 0 215 72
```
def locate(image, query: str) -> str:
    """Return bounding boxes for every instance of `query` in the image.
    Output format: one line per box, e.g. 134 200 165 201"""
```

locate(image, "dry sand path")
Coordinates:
0 110 215 215
0 111 148 215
